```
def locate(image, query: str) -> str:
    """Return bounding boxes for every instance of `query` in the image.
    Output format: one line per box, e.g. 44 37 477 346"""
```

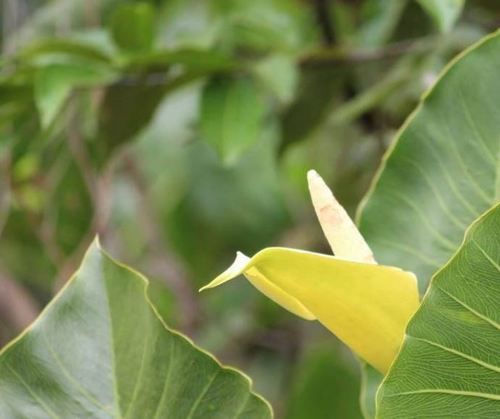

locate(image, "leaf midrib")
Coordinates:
385 389 500 401
410 336 500 373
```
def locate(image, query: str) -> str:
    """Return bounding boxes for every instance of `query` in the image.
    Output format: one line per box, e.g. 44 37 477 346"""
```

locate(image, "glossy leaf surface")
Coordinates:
378 204 500 417
0 241 271 418
357 30 500 417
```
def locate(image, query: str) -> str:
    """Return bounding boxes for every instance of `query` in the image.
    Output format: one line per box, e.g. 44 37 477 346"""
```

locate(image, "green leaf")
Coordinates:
110 3 155 53
217 1 301 54
286 343 362 419
0 240 272 418
416 0 464 32
200 76 265 165
377 203 500 418
35 62 116 128
355 0 408 48
253 54 298 105
166 135 290 280
51 160 93 255
95 72 170 167
358 30 500 292
21 38 112 65
280 66 345 151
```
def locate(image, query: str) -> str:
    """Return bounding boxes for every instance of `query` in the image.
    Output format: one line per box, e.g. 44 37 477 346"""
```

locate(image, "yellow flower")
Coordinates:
200 171 419 374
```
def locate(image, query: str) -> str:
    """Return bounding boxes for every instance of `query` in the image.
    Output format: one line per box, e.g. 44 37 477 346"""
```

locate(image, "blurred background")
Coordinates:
0 0 499 417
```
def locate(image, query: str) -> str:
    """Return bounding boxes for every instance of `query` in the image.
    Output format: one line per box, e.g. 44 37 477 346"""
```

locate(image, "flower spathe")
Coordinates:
200 170 420 374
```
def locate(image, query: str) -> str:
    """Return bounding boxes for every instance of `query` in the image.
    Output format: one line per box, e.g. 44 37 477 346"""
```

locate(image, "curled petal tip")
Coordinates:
199 251 250 292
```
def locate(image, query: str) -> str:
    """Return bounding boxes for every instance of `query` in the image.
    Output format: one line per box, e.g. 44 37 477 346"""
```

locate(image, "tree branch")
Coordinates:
299 36 438 67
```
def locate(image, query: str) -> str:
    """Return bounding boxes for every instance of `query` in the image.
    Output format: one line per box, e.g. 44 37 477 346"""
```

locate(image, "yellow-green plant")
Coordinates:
201 170 420 374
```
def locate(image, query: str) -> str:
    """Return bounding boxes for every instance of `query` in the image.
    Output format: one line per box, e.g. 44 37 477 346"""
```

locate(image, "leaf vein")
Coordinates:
234 392 251 418
151 336 175 419
419 132 485 216
471 239 500 273
410 336 500 373
186 370 220 419
399 157 469 230
41 332 113 414
457 88 497 164
5 364 61 419
122 323 151 418
436 285 500 331
386 389 500 401
386 191 457 250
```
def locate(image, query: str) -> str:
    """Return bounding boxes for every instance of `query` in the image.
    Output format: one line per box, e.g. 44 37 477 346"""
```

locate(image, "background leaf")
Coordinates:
35 62 115 128
280 66 344 152
378 203 500 418
417 0 465 32
200 76 265 166
285 342 362 419
0 241 272 418
110 2 155 53
95 73 169 166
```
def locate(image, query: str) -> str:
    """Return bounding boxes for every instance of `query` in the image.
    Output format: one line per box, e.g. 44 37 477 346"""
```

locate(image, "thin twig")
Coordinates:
299 36 438 67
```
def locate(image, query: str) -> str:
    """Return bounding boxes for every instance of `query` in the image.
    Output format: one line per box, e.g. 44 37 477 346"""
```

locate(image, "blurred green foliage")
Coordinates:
0 0 499 417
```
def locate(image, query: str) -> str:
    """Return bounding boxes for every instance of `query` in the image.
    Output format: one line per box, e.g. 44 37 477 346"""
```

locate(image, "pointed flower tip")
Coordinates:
307 169 336 207
199 251 251 293
306 169 322 184
198 284 210 293
306 168 317 177
306 168 377 264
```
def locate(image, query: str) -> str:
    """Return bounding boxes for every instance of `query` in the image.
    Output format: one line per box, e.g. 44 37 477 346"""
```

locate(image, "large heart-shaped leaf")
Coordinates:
0 240 271 418
377 203 500 417
357 30 500 416
359 31 500 292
